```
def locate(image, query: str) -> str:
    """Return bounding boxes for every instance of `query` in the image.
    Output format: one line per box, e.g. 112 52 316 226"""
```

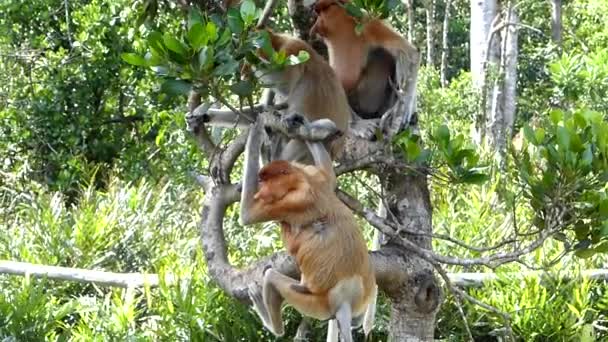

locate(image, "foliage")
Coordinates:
1 0 608 340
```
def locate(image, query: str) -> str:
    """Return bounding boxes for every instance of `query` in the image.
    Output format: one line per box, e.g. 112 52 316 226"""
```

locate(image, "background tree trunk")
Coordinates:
488 2 518 158
406 0 416 43
440 0 453 87
425 0 436 66
470 0 499 145
551 0 562 53
470 0 499 89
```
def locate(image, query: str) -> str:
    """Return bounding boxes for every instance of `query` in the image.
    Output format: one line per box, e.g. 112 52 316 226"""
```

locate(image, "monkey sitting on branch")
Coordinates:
190 29 352 164
240 115 376 342
311 0 420 136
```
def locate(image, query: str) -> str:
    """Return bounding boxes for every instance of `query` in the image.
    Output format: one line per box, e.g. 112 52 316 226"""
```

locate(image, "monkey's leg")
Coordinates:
247 284 277 334
264 269 332 321
327 319 339 342
335 302 353 342
279 139 313 164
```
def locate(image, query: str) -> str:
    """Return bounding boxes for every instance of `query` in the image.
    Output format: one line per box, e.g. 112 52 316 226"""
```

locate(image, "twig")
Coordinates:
337 189 568 268
435 264 475 342
257 0 280 28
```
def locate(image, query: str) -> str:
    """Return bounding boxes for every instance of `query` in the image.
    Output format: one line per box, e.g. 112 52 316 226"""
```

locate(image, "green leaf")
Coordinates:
523 125 535 144
594 241 608 253
163 34 188 56
198 46 215 71
205 22 218 42
575 248 596 259
435 125 450 147
286 50 310 66
227 8 244 34
230 80 254 97
161 79 192 96
534 128 546 144
355 23 365 35
217 29 231 46
343 2 364 18
213 59 239 76
144 52 164 66
550 109 563 125
599 199 608 219
148 31 165 57
240 0 257 24
187 23 207 50
459 171 490 185
188 10 205 28
556 126 571 150
121 53 146 66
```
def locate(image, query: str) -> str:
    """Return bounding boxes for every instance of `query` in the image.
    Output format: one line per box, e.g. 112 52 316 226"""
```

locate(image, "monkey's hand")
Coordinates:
262 112 341 142
283 113 341 142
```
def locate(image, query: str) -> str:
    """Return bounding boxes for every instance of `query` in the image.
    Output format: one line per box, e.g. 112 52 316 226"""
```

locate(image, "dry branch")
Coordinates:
0 260 168 288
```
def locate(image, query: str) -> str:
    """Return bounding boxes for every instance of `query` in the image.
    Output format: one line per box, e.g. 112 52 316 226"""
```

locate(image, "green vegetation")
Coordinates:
1 0 608 340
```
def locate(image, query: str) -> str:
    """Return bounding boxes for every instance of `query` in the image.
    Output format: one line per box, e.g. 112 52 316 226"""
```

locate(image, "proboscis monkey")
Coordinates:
240 116 376 342
311 0 420 123
197 30 351 163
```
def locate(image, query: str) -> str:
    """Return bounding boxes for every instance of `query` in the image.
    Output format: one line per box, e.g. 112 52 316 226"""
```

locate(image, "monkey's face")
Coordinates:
255 162 311 213
310 0 351 38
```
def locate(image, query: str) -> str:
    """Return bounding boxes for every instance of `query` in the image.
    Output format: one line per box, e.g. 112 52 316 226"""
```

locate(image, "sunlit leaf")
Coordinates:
161 79 192 96
121 53 146 66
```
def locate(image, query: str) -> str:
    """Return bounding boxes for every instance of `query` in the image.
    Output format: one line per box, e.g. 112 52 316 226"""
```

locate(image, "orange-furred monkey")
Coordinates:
240 117 376 342
311 0 420 122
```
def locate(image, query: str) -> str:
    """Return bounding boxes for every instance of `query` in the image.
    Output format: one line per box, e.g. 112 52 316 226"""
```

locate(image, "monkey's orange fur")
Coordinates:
311 0 419 118
256 159 374 317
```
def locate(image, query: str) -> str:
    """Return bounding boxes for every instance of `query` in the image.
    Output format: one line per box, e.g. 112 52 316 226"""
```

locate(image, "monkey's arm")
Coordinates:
239 119 272 225
305 138 336 188
187 102 288 129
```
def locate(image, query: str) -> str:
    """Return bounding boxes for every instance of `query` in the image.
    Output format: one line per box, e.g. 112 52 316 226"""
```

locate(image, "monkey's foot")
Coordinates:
248 283 284 336
248 283 270 324
349 119 380 140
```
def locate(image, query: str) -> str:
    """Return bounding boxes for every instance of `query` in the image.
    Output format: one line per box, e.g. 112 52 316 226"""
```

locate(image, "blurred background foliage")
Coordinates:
1 0 608 340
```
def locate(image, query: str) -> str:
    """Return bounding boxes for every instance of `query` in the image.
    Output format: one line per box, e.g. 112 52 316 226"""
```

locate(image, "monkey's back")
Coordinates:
291 196 375 313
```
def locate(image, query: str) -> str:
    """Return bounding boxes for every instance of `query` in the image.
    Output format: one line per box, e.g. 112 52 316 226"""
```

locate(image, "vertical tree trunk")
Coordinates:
501 9 518 143
470 0 499 144
406 0 416 43
551 0 562 53
470 0 499 88
488 2 518 160
425 0 436 66
440 0 453 87
382 172 439 341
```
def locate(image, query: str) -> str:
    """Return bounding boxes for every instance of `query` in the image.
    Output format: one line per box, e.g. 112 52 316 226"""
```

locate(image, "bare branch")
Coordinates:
0 260 168 288
337 189 568 269
257 0 280 28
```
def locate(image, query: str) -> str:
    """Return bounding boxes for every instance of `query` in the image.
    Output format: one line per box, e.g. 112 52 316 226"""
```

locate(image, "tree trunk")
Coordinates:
381 171 439 341
551 0 562 53
440 0 453 87
487 2 518 160
425 0 436 66
470 0 499 89
406 0 415 43
470 0 499 144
